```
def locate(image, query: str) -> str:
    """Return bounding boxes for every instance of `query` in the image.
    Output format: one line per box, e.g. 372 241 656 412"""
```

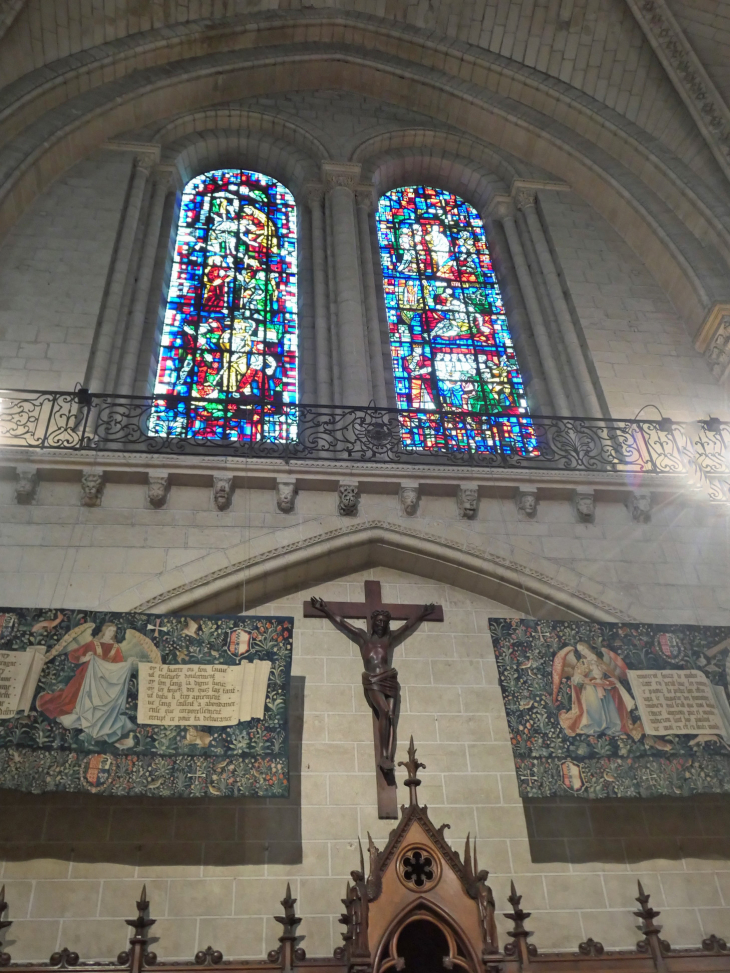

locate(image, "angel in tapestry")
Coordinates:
36 621 160 746
552 641 643 740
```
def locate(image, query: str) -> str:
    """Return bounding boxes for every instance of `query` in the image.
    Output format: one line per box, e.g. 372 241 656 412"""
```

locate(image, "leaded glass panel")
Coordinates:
152 169 297 441
376 186 534 454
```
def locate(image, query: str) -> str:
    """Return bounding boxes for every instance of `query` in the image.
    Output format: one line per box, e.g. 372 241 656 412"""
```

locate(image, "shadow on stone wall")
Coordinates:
524 792 730 864
0 677 305 868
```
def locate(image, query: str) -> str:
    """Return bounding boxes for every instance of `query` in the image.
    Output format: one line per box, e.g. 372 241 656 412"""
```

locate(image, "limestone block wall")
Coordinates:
1 563 730 962
0 473 727 623
540 189 729 421
0 150 132 392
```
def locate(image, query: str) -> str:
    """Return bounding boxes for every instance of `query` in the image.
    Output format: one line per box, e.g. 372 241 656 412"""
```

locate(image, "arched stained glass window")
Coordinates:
376 186 533 454
152 169 297 442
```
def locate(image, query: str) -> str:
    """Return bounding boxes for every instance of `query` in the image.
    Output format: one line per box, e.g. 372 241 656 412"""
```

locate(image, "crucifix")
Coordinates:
304 580 444 818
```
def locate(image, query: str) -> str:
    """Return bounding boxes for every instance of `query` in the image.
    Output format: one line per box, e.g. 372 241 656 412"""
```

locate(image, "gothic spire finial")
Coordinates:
398 736 426 806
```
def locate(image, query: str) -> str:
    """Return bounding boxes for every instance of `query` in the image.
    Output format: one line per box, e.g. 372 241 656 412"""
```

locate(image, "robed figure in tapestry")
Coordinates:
552 641 643 740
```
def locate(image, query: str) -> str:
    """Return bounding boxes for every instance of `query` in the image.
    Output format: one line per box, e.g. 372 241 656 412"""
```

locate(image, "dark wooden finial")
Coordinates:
272 883 305 970
634 881 670 959
504 882 537 965
397 736 426 806
0 885 11 967
119 884 157 971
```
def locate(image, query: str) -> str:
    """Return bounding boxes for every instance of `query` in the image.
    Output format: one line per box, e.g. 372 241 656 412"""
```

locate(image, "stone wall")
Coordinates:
0 150 131 392
1 563 730 961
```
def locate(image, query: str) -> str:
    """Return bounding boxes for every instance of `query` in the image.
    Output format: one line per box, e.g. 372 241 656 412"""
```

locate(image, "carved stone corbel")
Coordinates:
399 482 420 517
276 477 297 514
337 480 360 517
515 486 538 519
457 484 479 520
626 491 651 523
80 469 104 507
15 466 38 504
573 488 595 523
212 474 234 512
147 473 170 509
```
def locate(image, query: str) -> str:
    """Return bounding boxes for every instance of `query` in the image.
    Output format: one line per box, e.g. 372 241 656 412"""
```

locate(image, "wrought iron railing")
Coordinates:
0 388 728 496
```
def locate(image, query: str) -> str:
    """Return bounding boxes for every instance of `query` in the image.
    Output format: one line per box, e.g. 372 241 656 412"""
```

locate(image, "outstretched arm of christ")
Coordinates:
310 596 366 644
390 603 436 649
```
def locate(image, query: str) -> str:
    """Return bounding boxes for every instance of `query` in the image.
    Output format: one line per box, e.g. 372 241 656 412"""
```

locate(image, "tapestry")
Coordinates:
0 607 292 797
490 618 730 799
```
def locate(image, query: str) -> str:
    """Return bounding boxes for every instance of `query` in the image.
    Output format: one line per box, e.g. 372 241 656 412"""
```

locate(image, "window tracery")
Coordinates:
152 169 298 442
376 186 532 453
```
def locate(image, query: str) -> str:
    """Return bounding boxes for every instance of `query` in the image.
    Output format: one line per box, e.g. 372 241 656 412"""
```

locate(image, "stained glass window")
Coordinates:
376 186 534 454
152 169 297 442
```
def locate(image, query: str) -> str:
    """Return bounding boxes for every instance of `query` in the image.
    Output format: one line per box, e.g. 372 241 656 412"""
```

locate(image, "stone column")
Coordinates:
88 153 154 393
355 185 388 407
306 183 332 405
116 165 175 397
516 189 603 417
490 198 569 415
322 162 371 406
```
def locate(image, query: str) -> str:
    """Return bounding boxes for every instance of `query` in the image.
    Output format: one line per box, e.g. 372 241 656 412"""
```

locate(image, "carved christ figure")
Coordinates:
310 597 434 772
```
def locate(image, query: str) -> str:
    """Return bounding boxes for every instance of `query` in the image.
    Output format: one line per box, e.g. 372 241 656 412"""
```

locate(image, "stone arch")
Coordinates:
0 49 725 335
160 129 321 200
354 130 526 200
154 108 330 175
122 520 632 622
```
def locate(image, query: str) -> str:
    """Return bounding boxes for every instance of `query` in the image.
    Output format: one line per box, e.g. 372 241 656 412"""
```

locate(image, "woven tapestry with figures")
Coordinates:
0 607 292 798
490 618 730 799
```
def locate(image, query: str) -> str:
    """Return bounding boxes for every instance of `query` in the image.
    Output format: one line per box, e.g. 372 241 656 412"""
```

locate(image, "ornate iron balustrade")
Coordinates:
0 388 728 495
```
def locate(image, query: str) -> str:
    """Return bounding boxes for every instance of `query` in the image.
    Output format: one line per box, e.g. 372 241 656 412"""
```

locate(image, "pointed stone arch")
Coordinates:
123 519 632 622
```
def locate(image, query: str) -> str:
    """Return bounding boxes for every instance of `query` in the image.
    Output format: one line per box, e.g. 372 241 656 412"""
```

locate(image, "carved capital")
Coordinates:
147 472 170 509
514 486 538 519
80 469 104 507
322 162 362 193
514 188 537 211
152 164 176 192
276 477 297 514
337 479 360 517
355 185 375 211
486 194 514 223
212 474 234 512
457 483 479 520
134 151 158 175
305 182 325 209
573 488 595 523
15 465 38 505
399 482 420 517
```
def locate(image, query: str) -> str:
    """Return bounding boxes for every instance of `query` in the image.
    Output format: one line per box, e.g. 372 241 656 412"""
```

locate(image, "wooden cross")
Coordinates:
304 581 444 818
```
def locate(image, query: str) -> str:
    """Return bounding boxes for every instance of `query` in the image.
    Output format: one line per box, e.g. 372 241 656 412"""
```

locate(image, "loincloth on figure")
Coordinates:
362 667 399 699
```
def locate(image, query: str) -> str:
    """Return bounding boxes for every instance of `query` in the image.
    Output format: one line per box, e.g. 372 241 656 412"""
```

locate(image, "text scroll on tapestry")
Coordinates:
0 608 292 797
490 619 730 799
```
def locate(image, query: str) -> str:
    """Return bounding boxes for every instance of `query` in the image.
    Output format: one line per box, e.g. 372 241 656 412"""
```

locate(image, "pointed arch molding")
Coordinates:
124 519 632 622
1 31 729 329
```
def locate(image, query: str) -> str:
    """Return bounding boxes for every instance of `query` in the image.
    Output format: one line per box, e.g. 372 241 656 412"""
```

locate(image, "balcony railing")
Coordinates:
0 388 728 497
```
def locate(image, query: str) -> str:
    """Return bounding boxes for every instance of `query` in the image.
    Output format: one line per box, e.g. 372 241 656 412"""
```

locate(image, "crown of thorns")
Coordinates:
371 609 392 620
